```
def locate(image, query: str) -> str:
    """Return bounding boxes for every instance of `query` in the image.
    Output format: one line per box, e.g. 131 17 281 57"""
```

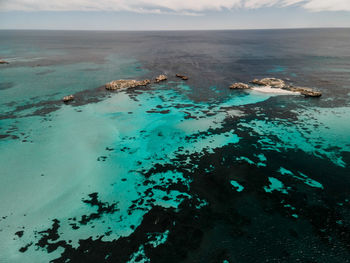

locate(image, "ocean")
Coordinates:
0 29 350 262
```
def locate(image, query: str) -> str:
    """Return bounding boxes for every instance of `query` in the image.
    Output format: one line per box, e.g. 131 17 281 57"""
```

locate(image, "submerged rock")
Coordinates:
105 79 151 90
62 95 74 103
176 74 189 80
229 82 250 89
0 60 9 64
250 78 286 88
155 75 167 83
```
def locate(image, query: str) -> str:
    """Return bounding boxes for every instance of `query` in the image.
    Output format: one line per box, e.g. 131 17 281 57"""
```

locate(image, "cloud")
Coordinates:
0 0 349 13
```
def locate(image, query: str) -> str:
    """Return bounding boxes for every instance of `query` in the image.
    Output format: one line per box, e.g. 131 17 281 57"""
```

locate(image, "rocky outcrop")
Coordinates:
302 91 322 97
105 79 151 90
0 60 9 64
289 86 322 97
63 95 74 103
155 75 167 83
230 77 322 98
229 82 250 89
176 74 189 80
250 78 285 88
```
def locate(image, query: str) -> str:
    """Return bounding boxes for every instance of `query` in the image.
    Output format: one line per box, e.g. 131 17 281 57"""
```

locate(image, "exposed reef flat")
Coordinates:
230 77 322 97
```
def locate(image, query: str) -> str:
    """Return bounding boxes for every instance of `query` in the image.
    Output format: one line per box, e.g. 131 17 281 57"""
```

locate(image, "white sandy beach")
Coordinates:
251 85 300 95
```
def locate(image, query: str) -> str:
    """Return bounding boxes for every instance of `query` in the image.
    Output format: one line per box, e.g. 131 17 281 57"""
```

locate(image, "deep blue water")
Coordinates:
0 29 350 263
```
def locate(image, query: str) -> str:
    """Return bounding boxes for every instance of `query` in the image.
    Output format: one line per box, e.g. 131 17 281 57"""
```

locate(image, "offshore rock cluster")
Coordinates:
104 73 188 90
62 73 189 101
62 75 322 103
230 77 322 97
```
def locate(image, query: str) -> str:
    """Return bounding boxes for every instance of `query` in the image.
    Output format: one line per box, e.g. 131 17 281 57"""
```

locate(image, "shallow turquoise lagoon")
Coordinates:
1 29 350 263
1 81 349 262
0 82 278 261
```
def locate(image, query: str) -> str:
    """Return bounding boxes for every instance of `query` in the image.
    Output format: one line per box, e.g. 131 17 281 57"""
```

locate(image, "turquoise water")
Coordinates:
1 29 350 262
0 80 274 262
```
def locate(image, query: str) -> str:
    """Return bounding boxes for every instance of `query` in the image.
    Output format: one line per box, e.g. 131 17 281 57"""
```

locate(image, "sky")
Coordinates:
0 0 350 30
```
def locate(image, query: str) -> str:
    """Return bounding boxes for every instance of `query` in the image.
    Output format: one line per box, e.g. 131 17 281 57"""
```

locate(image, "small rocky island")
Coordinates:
62 95 74 103
105 79 151 90
229 82 250 89
230 77 322 97
155 75 167 83
176 74 189 80
0 60 9 64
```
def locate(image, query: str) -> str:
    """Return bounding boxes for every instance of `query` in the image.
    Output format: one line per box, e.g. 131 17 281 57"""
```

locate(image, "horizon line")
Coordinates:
1 26 350 32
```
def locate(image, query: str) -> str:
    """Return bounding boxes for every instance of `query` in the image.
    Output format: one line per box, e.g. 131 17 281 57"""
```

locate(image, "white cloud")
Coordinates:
302 0 350 11
0 0 349 13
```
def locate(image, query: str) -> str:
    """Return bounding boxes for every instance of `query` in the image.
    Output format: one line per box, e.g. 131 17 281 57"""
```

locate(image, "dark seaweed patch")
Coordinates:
78 193 119 225
97 156 108 162
18 130 350 262
19 242 33 253
146 109 170 114
35 219 67 253
15 230 24 238
0 134 19 140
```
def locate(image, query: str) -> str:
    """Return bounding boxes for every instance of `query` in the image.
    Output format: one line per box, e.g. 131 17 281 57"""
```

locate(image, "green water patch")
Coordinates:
236 156 255 165
235 153 267 168
239 107 350 168
230 180 244 192
147 230 170 248
127 245 149 263
279 167 324 189
255 153 267 167
264 177 289 195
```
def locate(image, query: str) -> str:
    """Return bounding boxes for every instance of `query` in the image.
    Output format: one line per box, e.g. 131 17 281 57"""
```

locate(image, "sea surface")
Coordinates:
0 29 350 263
